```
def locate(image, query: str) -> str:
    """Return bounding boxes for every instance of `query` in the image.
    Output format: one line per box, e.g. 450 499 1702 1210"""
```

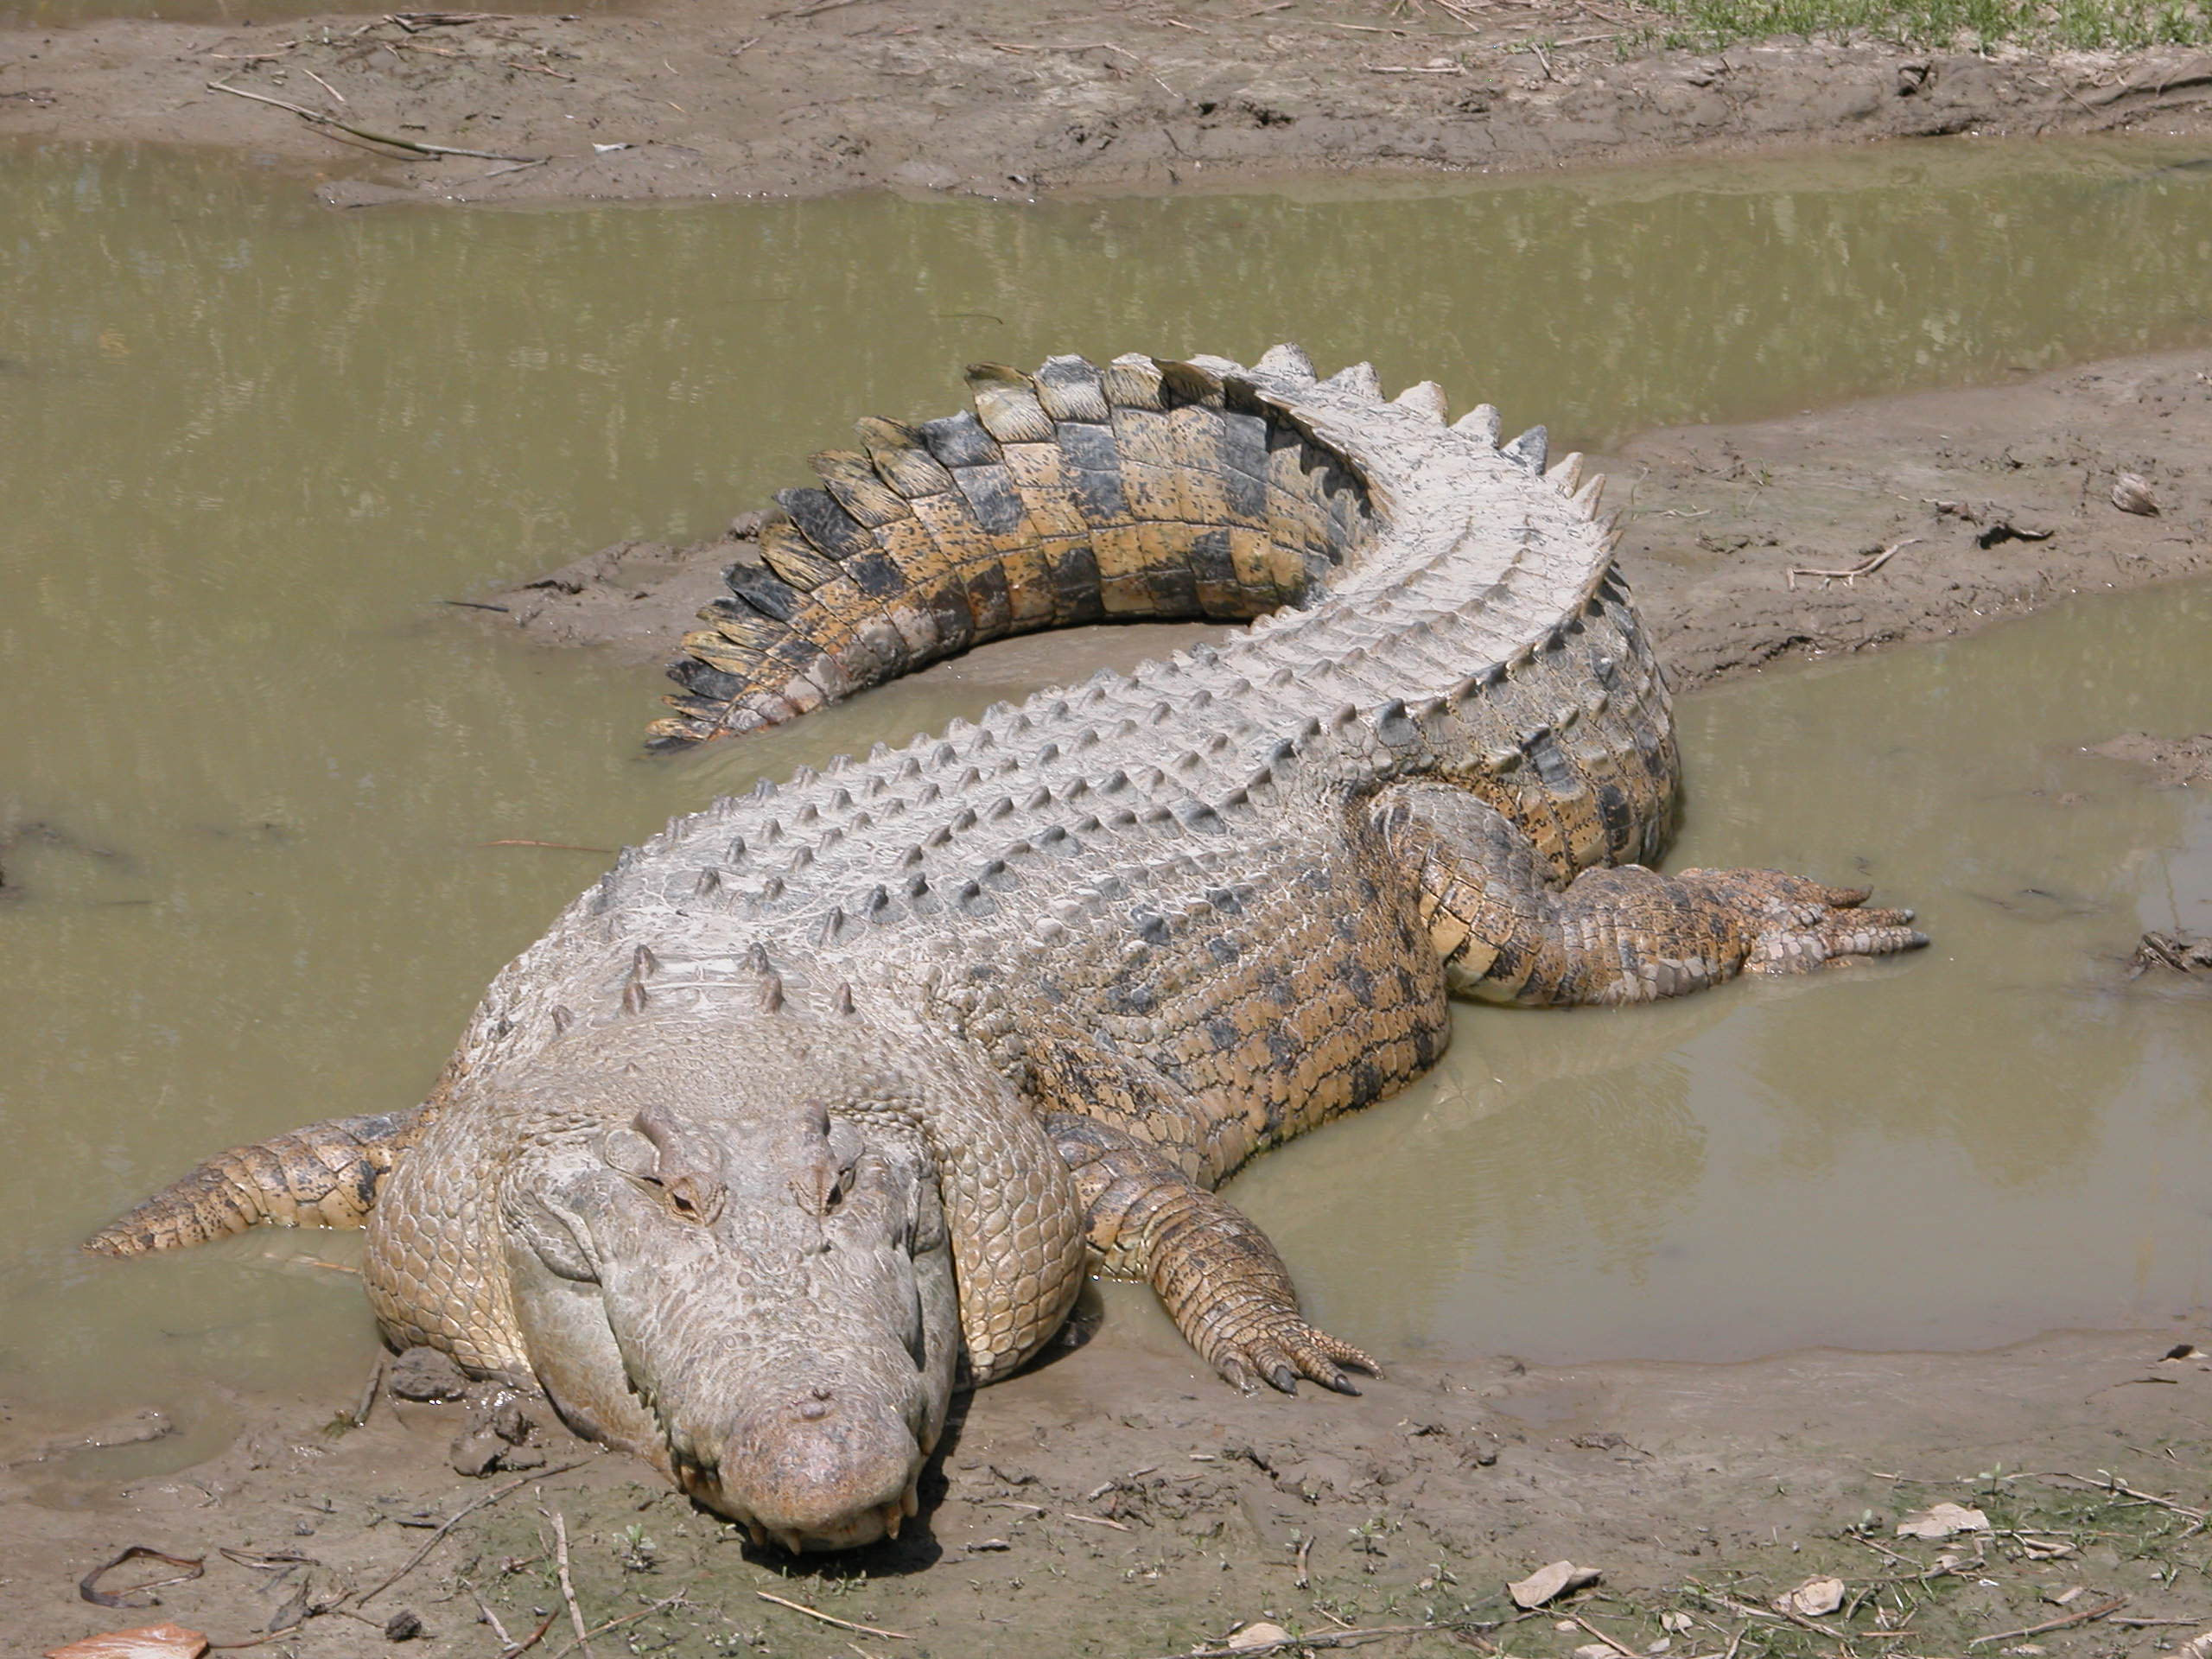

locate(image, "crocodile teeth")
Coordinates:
746 1521 768 1548
770 1526 805 1556
901 1475 921 1517
879 1499 906 1541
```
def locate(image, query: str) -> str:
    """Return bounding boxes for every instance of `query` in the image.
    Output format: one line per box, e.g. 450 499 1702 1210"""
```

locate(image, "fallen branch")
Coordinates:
1138 1622 1495 1658
1967 1594 2126 1648
755 1590 912 1639
550 1510 593 1658
1786 537 1920 590
80 1546 205 1608
2028 1471 2207 1521
206 78 537 162
356 1456 596 1605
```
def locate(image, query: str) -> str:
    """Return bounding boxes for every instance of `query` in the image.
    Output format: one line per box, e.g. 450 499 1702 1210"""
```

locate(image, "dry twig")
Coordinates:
755 1590 913 1639
550 1510 593 1657
356 1457 595 1605
1967 1595 2126 1647
1786 537 1920 589
206 78 537 161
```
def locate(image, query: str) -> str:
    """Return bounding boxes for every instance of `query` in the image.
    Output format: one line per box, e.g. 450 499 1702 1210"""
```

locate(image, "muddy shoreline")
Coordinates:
3 0 2212 208
19 1322 2212 1656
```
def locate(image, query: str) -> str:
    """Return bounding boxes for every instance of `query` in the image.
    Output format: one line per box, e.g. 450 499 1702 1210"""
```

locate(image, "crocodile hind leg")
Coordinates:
1376 779 1927 1006
84 1109 424 1256
1038 1109 1376 1395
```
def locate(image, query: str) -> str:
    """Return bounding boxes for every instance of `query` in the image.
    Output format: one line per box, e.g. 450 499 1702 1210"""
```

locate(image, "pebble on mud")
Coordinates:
386 1348 469 1403
1509 1560 1604 1609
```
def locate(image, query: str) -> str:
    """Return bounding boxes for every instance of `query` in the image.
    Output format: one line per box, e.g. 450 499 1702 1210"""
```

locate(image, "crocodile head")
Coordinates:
493 1022 962 1553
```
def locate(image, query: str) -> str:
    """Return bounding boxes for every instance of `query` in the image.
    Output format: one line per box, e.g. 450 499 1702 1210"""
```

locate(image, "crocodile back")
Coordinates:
448 348 1677 1074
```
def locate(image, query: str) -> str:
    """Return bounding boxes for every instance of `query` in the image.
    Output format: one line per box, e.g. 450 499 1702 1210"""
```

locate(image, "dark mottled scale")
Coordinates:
1186 527 1245 618
1053 421 1129 526
948 463 1027 537
811 450 915 529
670 658 743 701
1047 540 1106 625
756 522 842 591
1216 401 1274 527
1033 354 1111 423
918 410 1002 469
965 364 1056 444
723 562 804 622
774 486 875 561
963 558 1016 639
923 575 976 654
857 416 957 499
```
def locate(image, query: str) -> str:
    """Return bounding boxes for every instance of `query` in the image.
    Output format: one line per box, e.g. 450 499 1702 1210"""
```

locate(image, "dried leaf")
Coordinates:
1777 1575 1846 1618
1573 1646 1617 1659
44 1626 209 1659
1509 1560 1603 1609
1226 1623 1292 1651
1897 1501 1988 1540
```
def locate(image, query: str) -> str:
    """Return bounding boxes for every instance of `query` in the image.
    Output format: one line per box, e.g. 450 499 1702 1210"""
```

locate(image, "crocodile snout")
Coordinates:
690 1389 924 1553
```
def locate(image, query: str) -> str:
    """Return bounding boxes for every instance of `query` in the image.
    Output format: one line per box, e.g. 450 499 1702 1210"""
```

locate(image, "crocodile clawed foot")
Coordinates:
1213 1313 1382 1398
1681 870 1929 976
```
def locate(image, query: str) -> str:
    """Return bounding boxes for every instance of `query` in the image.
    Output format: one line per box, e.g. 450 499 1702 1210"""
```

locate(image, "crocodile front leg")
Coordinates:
1040 1111 1376 1395
1376 779 1927 1006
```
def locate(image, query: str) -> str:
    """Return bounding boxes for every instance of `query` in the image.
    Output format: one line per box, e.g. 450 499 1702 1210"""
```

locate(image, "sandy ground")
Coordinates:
3 0 2212 207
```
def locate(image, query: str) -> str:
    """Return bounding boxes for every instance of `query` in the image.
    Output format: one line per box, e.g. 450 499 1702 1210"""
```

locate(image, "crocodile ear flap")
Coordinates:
511 1189 601 1285
601 1124 658 1182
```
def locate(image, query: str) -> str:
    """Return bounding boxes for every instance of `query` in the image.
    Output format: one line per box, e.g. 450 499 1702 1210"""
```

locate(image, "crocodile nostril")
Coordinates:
799 1399 832 1421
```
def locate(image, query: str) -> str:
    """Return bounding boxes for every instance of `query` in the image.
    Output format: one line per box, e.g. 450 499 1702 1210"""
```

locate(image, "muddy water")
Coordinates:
4 141 2212 1447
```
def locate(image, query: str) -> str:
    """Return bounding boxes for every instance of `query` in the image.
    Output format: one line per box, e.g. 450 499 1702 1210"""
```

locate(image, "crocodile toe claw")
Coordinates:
1739 875 1931 974
1213 1312 1381 1397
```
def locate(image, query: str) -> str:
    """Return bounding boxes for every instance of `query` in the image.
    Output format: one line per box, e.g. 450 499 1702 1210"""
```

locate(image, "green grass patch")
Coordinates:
1642 0 2212 52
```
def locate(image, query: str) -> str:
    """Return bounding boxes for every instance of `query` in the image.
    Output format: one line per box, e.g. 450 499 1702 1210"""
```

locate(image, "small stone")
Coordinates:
449 1428 505 1478
2112 473 2159 516
382 1611 423 1642
1510 1560 1602 1609
1897 1501 1987 1540
1226 1624 1291 1651
1777 1576 1846 1618
387 1348 468 1403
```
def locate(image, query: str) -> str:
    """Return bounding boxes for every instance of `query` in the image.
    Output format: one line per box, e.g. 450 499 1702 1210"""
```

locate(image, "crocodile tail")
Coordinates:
83 1109 423 1256
649 349 1367 747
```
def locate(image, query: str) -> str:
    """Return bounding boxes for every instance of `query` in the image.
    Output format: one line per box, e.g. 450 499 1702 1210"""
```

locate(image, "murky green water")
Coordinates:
5 139 2212 1444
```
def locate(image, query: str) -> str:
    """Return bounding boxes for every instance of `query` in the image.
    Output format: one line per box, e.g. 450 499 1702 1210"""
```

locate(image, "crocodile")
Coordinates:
86 346 1925 1554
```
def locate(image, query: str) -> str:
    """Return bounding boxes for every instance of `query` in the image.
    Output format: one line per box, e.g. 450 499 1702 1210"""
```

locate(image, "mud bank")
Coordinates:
484 346 2211 704
4 0 2212 208
19 1321 2212 1657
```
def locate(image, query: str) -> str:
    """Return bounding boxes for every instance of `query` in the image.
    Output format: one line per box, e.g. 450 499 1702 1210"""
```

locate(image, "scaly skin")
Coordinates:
86 346 1926 1551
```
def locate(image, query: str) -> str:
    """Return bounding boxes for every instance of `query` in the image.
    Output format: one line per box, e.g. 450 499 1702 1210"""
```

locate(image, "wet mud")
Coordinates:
19 1325 2212 1656
3 0 2212 209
